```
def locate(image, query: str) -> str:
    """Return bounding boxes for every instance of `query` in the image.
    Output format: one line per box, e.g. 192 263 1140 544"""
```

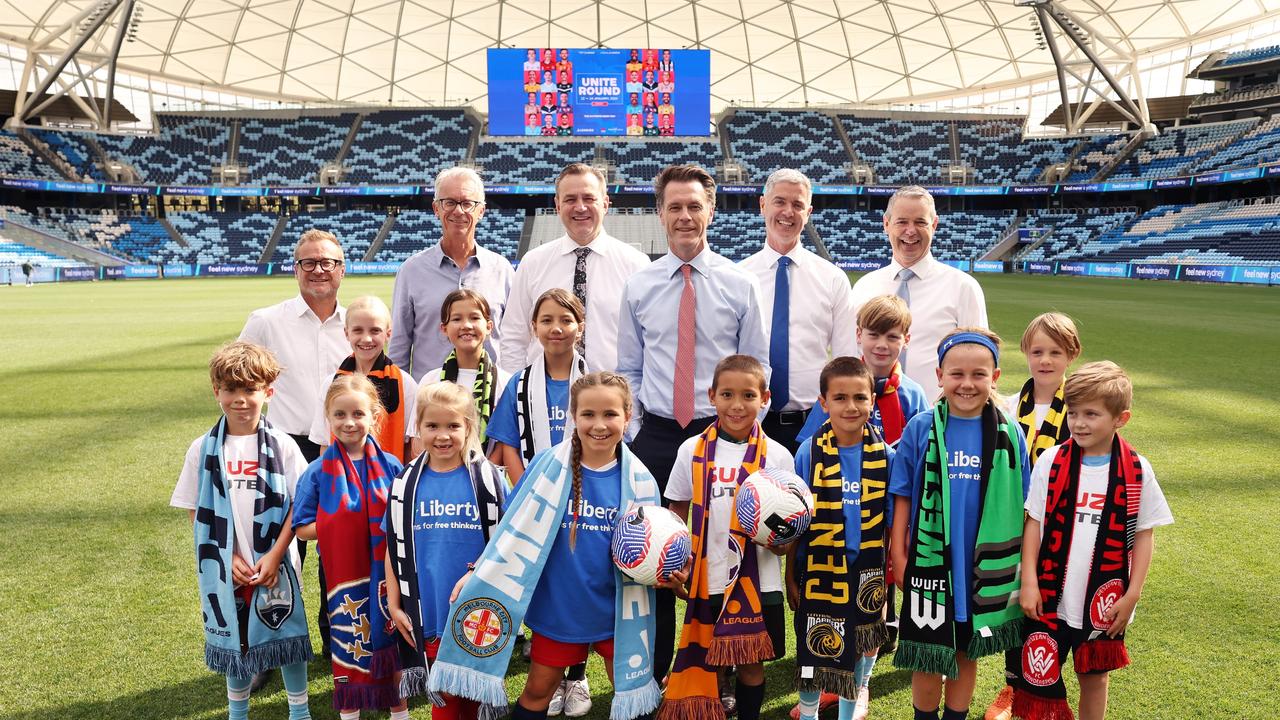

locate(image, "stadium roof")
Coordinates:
0 0 1277 113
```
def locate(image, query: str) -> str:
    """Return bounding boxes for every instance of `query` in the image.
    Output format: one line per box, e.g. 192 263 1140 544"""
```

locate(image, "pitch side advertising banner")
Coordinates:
487 48 711 136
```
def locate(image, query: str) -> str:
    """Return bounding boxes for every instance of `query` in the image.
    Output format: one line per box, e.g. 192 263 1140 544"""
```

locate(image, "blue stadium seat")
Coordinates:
473 141 595 185
167 211 279 264
600 140 723 184
724 111 849 184
842 116 951 185
237 115 356 185
95 114 230 185
0 131 65 181
344 109 472 185
275 209 386 262
378 208 524 263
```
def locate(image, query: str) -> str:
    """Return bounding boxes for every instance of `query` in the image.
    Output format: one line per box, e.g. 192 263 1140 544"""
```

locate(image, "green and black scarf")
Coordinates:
894 399 1025 677
440 349 497 441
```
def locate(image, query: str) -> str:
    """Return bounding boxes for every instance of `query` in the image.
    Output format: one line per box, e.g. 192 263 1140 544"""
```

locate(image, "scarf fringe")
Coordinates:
428 659 510 707
610 679 663 720
853 620 889 656
479 703 510 720
1012 689 1075 720
795 668 859 697
656 695 727 720
893 639 957 677
1074 639 1130 674
370 644 402 678
706 631 775 666
398 665 446 705
967 616 1025 659
204 635 313 677
332 682 403 710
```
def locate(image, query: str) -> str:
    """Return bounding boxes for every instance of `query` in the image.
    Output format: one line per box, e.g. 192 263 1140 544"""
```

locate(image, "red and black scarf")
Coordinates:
1014 436 1142 720
872 362 906 445
315 436 401 709
334 353 408 463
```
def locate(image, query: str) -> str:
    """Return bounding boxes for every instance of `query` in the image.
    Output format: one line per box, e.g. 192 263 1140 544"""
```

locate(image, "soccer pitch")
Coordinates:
2 274 1276 719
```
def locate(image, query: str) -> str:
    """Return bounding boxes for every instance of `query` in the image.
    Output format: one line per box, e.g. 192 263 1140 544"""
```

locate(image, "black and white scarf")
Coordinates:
515 351 588 462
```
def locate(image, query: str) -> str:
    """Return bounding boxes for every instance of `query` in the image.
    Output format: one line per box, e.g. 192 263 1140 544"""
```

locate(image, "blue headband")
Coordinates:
937 332 1000 366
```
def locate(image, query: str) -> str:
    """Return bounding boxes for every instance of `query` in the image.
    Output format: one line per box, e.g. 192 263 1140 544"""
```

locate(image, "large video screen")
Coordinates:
487 48 711 136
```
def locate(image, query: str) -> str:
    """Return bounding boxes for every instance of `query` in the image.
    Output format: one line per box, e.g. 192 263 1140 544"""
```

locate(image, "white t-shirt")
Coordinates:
664 435 795 594
171 433 309 566
307 372 421 447
1025 446 1174 629
1001 394 1049 439
420 367 513 409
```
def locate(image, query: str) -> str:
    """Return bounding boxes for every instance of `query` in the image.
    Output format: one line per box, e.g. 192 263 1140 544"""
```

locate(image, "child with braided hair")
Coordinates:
430 372 680 720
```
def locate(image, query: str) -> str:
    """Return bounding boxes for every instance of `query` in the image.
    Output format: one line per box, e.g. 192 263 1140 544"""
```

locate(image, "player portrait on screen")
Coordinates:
643 69 658 93
626 69 642 95
541 114 558 136
644 112 659 136
525 112 540 135
659 48 674 72
627 113 643 136
524 70 539 92
627 49 642 74
626 92 642 117
540 48 556 72
557 112 573 136
541 91 557 114
643 91 658 111
557 48 573 78
658 92 674 116
540 70 556 95
660 111 675 136
643 48 659 69
524 92 538 117
557 70 573 94
658 70 674 94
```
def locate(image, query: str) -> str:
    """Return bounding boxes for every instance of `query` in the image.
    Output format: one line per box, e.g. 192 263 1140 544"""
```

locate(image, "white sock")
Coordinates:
339 711 360 720
390 710 410 720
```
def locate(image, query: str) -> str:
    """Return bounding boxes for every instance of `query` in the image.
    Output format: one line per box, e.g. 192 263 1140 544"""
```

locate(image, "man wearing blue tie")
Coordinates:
616 163 771 684
739 169 859 453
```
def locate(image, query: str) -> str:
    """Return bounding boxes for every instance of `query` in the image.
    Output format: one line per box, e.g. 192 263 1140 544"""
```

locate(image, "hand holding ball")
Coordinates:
611 504 692 586
735 468 814 547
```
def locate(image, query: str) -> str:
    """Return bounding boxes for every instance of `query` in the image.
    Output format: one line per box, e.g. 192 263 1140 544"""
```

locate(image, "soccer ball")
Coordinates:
611 505 692 586
736 468 815 547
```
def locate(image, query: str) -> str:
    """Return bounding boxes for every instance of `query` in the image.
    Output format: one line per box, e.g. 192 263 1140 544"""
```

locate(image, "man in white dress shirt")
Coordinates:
850 185 988 400
739 168 858 452
498 163 650 374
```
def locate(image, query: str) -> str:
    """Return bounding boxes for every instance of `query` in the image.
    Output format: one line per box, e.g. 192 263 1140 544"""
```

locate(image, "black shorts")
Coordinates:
707 591 787 661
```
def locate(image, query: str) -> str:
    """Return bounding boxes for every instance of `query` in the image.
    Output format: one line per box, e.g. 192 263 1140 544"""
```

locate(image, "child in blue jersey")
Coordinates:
789 357 895 720
797 295 928 448
488 288 587 483
384 382 506 720
889 328 1031 720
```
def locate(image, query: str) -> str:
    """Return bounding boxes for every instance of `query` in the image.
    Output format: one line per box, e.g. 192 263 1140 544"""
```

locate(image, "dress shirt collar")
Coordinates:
660 244 713 278
430 240 484 268
760 242 810 268
288 294 344 323
554 231 619 257
886 252 939 280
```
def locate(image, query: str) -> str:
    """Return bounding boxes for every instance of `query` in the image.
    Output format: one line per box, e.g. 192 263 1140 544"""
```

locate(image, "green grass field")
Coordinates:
2 274 1277 719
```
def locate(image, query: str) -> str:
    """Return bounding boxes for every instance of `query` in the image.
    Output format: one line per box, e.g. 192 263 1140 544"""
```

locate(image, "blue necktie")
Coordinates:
895 267 914 366
769 256 791 409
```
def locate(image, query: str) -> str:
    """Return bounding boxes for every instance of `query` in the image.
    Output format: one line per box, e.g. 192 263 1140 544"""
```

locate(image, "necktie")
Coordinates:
673 264 697 427
895 267 914 366
768 256 791 410
572 247 590 352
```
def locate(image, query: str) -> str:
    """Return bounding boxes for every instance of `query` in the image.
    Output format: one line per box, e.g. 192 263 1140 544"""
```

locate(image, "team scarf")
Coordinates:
430 440 663 720
894 399 1025 678
314 436 401 709
794 421 889 697
872 361 907 445
195 417 313 677
515 351 588 461
1013 436 1142 720
1016 379 1070 465
440 349 497 441
660 422 771 720
334 352 408 463
386 451 506 702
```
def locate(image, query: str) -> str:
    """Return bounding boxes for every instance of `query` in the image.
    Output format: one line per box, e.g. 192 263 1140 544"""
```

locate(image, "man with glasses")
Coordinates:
389 166 514 378
238 228 351 685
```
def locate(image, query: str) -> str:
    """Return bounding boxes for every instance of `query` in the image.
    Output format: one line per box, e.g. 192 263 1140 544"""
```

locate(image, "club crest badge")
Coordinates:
1022 631 1060 687
453 597 512 658
856 568 886 614
804 614 846 659
1089 578 1125 630
255 573 295 630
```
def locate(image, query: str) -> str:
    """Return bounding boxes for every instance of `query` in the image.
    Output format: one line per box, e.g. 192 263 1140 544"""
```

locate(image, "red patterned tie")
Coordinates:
673 263 697 427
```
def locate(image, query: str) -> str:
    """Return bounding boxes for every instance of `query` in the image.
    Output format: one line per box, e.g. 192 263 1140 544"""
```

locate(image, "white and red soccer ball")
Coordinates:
735 468 815 547
611 505 692 586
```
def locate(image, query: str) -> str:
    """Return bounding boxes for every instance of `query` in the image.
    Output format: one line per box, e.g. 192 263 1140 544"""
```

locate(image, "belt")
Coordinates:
767 409 808 425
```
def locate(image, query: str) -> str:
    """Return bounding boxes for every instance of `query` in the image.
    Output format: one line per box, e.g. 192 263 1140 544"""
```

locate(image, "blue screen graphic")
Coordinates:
487 48 711 136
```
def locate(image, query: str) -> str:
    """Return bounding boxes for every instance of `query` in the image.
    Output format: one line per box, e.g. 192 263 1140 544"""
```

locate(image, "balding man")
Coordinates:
389 167 514 379
850 185 988 400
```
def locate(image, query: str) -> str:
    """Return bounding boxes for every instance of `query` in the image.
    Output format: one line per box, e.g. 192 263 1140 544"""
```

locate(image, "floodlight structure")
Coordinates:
1020 0 1156 139
9 0 140 130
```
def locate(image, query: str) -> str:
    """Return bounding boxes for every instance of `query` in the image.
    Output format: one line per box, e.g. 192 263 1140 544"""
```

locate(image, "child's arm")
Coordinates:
669 500 690 524
384 553 416 647
1020 516 1043 619
785 543 799 611
890 495 911 590
1104 528 1154 637
497 442 525 482
294 522 317 542
250 513 296 588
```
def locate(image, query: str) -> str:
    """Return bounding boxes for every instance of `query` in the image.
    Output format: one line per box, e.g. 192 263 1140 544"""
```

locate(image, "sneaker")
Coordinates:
721 691 738 717
788 691 840 720
562 678 593 718
547 680 567 716
984 685 1014 720
852 687 870 720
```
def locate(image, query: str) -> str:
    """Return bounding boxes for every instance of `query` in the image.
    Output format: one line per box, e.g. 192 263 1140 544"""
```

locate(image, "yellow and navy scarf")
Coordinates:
1016 378 1069 464
660 422 771 720
794 421 889 697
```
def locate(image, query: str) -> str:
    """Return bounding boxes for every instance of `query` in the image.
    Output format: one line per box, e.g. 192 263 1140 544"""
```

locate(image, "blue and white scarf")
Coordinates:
429 440 664 720
194 417 313 677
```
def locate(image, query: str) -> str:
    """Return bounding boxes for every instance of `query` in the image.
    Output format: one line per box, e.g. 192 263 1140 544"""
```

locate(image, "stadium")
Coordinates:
1 1 1276 719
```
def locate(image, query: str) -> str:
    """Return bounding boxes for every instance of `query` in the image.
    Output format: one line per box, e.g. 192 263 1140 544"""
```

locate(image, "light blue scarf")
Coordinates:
194 417 313 677
429 440 664 720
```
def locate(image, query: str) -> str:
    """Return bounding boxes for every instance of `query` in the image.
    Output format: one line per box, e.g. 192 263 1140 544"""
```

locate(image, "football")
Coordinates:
736 468 815 547
611 504 692 586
